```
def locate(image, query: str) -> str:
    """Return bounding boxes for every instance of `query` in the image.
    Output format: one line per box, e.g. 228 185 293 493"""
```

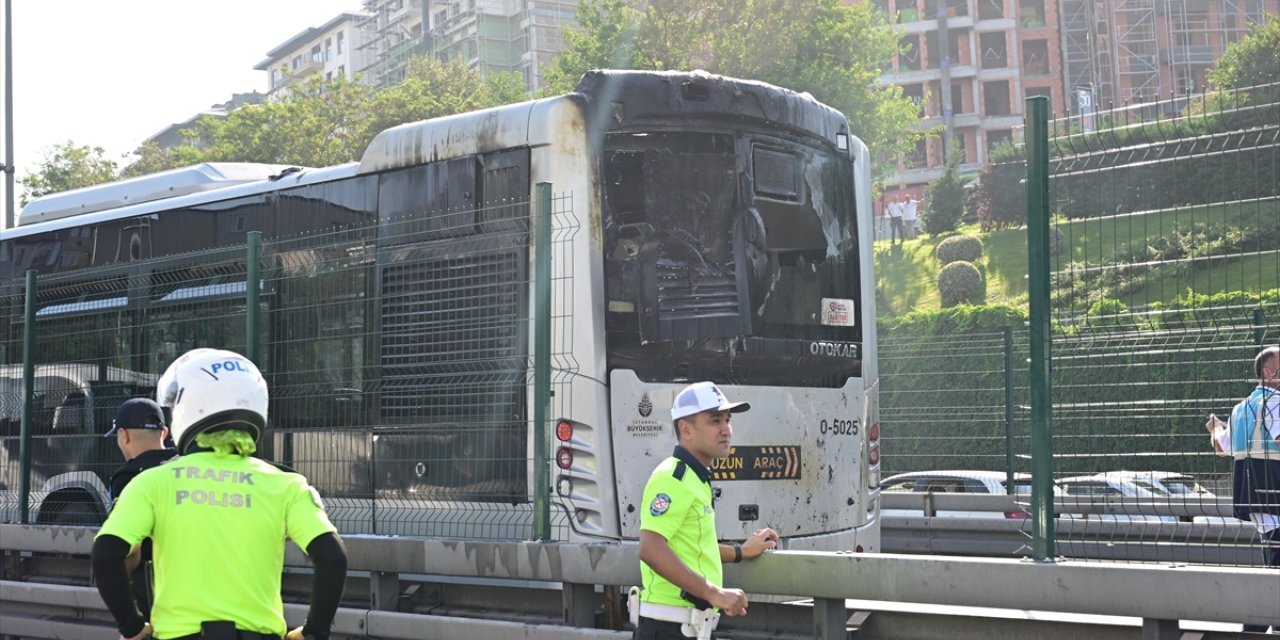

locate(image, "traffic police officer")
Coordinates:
632 381 779 639
104 397 178 619
92 349 348 640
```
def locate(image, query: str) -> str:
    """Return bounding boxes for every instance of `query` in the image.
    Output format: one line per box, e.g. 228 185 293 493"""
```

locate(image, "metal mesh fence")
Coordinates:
1044 83 1280 565
0 191 578 541
879 329 1028 477
877 85 1278 566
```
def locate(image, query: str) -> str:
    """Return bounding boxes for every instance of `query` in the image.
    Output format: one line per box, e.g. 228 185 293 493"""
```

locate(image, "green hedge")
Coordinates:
878 294 1278 476
1051 129 1279 219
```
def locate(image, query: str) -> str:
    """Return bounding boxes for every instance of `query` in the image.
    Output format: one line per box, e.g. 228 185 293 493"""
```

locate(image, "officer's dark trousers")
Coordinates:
633 617 714 640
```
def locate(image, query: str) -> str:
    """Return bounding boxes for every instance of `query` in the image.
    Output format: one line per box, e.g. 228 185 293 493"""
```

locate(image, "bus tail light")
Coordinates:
555 419 574 442
1004 511 1030 519
868 446 880 467
556 447 574 469
869 422 879 442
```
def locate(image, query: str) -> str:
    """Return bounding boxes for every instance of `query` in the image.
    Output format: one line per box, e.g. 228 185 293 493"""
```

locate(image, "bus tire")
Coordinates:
39 492 103 526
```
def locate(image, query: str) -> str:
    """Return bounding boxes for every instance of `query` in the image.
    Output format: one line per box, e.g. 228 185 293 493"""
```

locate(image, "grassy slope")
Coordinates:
875 201 1279 317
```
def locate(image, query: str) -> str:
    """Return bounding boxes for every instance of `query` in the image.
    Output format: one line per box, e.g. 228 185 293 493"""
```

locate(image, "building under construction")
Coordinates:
355 0 579 93
356 0 428 89
1059 0 1277 112
426 0 578 92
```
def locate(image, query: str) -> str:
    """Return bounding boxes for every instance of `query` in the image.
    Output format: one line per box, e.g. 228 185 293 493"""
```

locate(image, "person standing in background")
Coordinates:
1205 344 1280 634
104 398 178 620
902 195 919 239
889 195 905 246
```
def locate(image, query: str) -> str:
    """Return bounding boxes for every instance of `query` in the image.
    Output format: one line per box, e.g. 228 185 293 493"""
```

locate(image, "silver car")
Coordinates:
880 470 1049 519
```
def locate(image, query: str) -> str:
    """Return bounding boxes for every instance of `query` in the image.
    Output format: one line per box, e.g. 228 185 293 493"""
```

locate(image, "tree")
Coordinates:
120 140 205 179
193 75 378 168
541 0 641 94
368 57 528 139
542 0 920 168
167 56 525 170
922 147 972 235
19 142 118 205
975 139 1025 231
1209 15 1279 94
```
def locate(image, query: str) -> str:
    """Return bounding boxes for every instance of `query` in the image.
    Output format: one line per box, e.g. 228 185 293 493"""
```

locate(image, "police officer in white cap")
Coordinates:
631 381 778 639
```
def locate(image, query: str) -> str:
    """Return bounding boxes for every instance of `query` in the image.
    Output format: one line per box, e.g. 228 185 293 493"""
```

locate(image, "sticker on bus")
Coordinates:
710 446 802 481
821 298 856 327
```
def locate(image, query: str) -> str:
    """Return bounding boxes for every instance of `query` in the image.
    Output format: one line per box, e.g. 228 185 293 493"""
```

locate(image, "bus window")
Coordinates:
603 130 862 387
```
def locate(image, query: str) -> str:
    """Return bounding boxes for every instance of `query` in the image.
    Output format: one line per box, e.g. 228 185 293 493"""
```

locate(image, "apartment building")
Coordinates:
425 0 578 92
255 13 367 96
1060 0 1278 112
143 93 266 151
871 0 1066 202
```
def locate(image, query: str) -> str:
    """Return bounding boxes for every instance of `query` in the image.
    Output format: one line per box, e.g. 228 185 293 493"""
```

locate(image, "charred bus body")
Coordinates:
1 71 880 547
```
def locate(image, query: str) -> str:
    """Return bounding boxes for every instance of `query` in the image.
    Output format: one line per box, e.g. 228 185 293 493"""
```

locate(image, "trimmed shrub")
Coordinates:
938 261 985 307
935 235 984 265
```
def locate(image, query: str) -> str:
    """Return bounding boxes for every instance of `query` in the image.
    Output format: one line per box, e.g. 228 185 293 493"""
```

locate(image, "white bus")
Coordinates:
1 70 880 550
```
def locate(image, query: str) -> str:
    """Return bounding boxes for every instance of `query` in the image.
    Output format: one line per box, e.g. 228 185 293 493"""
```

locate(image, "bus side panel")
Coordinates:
527 97 621 540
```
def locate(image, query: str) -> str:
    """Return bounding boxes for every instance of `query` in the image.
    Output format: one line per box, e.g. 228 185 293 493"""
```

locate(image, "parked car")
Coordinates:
1101 470 1214 497
1097 470 1235 523
1057 473 1179 522
880 470 1058 519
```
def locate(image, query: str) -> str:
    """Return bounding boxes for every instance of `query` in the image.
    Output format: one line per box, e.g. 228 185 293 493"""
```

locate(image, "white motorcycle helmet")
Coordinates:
157 348 268 454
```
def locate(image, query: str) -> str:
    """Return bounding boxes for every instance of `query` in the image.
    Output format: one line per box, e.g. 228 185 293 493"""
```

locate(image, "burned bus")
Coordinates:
1 70 880 548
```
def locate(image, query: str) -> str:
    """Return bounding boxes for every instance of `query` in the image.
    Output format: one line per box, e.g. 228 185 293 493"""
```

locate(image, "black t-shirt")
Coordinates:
108 448 178 504
105 447 177 618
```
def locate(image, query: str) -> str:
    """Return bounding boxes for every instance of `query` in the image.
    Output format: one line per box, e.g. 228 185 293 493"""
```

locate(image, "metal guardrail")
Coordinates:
879 492 1263 564
2 523 1277 640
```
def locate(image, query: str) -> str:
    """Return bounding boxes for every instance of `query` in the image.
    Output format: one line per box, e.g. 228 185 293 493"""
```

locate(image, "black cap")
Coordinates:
104 398 167 438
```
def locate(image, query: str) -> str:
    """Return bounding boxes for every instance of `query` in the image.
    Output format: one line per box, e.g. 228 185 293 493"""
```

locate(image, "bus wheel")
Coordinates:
43 498 103 526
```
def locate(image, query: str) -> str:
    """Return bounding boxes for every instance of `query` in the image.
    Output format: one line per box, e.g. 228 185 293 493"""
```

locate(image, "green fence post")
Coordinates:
1254 309 1267 347
1004 325 1015 495
533 182 553 541
19 269 36 524
1026 96 1056 559
246 231 262 365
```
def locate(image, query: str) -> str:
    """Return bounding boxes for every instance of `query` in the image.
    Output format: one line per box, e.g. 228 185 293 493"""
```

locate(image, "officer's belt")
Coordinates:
167 632 281 640
638 601 716 626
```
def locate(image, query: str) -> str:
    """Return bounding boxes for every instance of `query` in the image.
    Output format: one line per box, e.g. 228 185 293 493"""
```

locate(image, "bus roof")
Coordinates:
4 162 357 240
17 162 307 227
5 70 854 241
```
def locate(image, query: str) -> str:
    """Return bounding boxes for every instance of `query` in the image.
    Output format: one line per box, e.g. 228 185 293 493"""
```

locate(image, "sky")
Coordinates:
0 0 363 227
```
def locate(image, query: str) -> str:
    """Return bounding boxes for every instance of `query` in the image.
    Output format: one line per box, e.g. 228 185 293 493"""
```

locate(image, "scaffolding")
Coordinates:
356 0 427 89
523 0 578 91
427 0 520 77
1059 0 1277 112
1108 0 1160 102
1160 0 1270 95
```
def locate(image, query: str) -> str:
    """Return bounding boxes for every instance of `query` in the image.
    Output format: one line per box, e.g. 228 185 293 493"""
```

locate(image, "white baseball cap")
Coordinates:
670 381 750 421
